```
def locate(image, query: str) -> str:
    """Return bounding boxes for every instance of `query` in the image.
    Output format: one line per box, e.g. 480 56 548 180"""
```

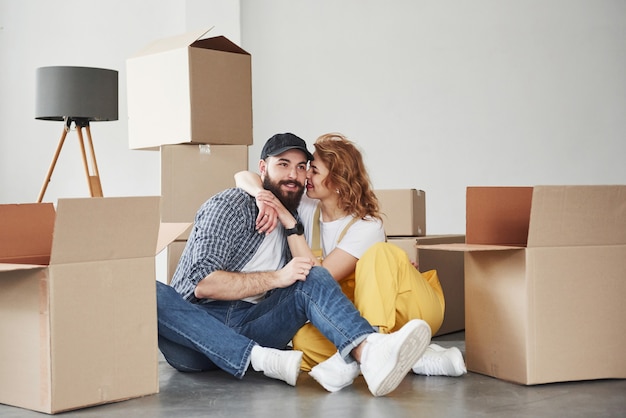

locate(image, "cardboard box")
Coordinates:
166 241 187 285
127 28 252 150
0 197 189 414
376 189 426 236
161 144 249 239
388 235 465 336
418 186 626 385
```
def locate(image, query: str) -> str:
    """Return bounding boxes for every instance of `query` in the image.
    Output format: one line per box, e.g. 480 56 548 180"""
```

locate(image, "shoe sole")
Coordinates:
372 320 431 396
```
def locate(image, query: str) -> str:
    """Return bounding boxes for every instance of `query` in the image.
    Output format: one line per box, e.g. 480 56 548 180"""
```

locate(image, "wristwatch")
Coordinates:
285 221 304 236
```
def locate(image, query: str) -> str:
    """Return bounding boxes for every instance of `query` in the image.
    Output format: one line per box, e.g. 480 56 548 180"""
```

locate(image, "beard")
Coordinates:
263 174 305 213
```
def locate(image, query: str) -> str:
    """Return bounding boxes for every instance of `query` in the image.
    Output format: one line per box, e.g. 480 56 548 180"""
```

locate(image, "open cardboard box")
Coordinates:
127 27 252 150
418 186 626 385
0 197 189 414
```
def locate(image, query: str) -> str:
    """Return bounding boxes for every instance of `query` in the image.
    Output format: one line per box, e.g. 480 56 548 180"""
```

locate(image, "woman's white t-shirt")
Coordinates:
298 194 385 259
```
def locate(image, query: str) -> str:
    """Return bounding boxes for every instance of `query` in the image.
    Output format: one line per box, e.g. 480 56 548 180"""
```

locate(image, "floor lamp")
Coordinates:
35 66 118 203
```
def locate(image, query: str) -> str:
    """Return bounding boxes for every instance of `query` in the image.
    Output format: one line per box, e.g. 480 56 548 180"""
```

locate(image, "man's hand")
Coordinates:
274 257 314 287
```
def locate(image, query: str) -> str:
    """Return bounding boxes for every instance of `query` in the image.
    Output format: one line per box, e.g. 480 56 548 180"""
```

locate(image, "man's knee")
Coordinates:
306 266 339 287
158 336 216 373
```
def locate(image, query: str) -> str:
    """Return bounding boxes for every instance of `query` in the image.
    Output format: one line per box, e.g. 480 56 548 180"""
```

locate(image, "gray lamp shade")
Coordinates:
35 66 118 122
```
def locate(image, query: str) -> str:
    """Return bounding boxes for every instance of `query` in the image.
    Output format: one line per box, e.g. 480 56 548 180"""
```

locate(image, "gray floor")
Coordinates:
1 332 624 417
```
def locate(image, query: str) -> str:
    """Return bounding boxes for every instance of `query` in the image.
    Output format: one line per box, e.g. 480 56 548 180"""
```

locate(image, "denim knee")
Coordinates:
304 266 340 289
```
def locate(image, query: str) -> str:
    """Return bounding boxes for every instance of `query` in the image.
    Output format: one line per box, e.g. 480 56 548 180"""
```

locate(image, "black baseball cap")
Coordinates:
260 133 314 161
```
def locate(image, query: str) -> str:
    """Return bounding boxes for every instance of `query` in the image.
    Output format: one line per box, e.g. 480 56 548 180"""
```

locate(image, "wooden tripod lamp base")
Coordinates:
37 118 103 203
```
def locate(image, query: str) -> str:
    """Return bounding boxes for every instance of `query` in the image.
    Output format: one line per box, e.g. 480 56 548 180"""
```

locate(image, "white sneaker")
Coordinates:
309 352 360 392
412 344 467 377
259 348 303 386
360 319 431 397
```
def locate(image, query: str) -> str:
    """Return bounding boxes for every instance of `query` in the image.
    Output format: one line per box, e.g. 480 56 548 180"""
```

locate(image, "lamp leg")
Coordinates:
37 126 69 203
84 124 103 197
76 125 103 198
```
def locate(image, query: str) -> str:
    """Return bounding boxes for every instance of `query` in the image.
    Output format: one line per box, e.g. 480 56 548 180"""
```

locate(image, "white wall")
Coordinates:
0 0 240 281
0 0 239 206
240 0 626 234
1 0 625 238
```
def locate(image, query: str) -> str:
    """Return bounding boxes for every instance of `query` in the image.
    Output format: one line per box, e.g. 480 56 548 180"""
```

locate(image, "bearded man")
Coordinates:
157 133 431 396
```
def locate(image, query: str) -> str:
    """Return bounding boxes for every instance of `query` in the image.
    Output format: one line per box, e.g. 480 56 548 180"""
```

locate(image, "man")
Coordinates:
156 132 432 396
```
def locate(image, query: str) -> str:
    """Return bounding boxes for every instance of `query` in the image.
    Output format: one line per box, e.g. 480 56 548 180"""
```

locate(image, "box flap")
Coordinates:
131 27 215 57
416 243 523 252
0 202 55 265
527 185 626 247
157 223 191 254
0 263 46 272
414 234 465 245
466 187 533 246
50 197 160 264
192 36 249 55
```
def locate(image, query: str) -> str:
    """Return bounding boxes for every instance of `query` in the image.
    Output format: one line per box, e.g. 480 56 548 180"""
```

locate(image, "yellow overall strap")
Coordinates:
311 203 358 261
311 203 358 300
311 204 323 261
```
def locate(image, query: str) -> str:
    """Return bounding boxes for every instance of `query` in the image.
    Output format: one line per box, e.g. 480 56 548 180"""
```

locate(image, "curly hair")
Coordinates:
313 133 382 221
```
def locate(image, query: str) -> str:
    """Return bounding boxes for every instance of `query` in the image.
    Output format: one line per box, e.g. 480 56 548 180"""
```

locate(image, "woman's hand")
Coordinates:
255 190 297 230
255 190 280 234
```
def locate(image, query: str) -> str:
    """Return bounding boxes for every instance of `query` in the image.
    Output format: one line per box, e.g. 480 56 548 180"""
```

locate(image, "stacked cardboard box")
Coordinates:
127 27 252 150
376 189 426 237
127 28 252 283
417 185 626 385
376 189 466 336
0 197 188 414
161 144 248 282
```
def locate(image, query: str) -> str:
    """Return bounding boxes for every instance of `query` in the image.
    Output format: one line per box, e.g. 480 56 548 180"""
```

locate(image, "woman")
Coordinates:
236 133 465 388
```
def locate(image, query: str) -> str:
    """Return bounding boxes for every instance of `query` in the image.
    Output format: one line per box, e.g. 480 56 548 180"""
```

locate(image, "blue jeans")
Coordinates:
157 266 375 378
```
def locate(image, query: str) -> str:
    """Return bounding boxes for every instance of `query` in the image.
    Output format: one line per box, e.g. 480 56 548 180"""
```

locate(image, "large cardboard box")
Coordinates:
127 28 252 150
161 144 249 239
376 189 426 236
418 186 626 385
166 240 187 285
0 197 188 414
388 235 465 336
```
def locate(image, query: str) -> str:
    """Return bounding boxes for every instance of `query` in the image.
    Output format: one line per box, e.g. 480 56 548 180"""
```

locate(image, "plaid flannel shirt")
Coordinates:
170 188 291 304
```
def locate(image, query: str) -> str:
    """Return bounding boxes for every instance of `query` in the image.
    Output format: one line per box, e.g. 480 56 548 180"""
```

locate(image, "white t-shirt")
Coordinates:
241 226 285 303
298 194 385 259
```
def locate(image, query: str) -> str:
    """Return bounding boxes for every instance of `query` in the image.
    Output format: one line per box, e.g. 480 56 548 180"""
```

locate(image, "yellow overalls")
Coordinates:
292 207 445 371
